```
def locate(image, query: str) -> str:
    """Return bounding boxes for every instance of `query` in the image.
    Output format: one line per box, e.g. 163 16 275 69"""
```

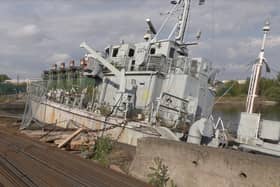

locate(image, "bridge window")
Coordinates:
130 60 135 71
150 48 156 55
169 47 175 58
112 48 119 57
128 49 135 57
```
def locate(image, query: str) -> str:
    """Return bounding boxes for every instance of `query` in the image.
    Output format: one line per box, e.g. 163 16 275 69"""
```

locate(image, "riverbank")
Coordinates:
215 96 279 106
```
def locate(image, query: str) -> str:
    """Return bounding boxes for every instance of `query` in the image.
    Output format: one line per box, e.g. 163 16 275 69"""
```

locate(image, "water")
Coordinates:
213 104 280 135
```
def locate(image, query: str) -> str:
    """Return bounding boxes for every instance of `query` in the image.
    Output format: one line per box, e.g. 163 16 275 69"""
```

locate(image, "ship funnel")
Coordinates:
51 64 57 70
69 60 75 68
146 18 157 35
80 58 87 66
60 62 65 70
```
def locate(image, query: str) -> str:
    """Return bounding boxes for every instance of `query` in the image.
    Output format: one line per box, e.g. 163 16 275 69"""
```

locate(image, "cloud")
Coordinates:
225 34 280 60
11 24 40 38
0 1 279 81
47 53 71 64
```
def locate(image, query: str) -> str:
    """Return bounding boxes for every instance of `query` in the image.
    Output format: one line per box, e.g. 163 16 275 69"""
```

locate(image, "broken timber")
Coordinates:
58 128 84 148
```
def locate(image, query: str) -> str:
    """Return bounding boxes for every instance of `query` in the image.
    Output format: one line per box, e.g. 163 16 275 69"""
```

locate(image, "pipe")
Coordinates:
146 18 157 35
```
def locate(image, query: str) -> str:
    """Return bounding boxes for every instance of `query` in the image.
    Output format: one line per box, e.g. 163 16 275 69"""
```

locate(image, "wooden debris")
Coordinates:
109 164 126 174
42 134 70 143
58 128 84 148
70 139 95 150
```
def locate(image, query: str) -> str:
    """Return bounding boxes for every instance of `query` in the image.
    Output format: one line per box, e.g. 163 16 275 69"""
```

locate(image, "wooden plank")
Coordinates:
58 128 84 148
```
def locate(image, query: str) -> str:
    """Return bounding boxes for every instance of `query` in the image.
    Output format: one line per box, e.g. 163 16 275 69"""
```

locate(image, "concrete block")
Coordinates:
129 137 280 187
260 120 280 141
237 112 260 142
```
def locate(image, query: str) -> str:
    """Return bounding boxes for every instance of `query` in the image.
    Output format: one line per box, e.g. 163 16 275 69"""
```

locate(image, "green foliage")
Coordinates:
216 77 280 101
0 74 26 95
98 104 112 116
263 87 280 101
240 78 249 95
216 81 243 97
92 136 113 167
0 74 10 83
148 157 176 187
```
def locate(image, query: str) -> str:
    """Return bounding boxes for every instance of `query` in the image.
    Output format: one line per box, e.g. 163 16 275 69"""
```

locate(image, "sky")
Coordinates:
0 0 280 80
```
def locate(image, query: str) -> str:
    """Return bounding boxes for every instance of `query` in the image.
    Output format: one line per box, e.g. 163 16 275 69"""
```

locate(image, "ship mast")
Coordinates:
153 0 200 43
246 21 270 114
175 0 191 43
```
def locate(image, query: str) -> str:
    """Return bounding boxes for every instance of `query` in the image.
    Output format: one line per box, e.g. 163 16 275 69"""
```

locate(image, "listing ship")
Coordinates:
22 0 225 146
22 0 280 157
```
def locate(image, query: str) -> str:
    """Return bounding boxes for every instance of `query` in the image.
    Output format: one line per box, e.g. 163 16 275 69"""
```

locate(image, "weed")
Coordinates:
148 157 177 187
92 136 113 167
148 157 169 187
98 105 111 116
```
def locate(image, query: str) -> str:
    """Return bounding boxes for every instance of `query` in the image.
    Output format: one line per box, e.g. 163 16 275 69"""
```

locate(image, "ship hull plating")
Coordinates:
30 99 160 146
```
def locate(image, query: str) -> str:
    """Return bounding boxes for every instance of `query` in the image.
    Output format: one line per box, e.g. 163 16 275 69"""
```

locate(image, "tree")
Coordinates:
0 74 10 83
216 81 241 97
215 77 280 101
263 87 280 101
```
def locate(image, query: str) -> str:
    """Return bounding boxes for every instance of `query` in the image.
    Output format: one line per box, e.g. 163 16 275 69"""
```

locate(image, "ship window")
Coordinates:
169 47 175 58
130 60 135 71
190 60 198 76
128 49 135 57
112 48 119 57
105 48 110 57
150 48 156 55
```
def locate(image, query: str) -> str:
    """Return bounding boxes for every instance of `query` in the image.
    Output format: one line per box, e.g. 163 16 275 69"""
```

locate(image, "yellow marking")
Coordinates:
142 90 150 102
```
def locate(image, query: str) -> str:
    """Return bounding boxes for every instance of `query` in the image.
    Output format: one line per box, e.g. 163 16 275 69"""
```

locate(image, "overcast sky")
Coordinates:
0 0 279 80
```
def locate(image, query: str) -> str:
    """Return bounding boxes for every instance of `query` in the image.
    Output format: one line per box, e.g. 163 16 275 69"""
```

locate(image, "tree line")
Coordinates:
0 74 26 95
216 74 280 101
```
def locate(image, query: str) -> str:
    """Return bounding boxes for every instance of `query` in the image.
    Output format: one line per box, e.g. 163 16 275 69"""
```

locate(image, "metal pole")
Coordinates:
246 21 270 113
176 0 191 43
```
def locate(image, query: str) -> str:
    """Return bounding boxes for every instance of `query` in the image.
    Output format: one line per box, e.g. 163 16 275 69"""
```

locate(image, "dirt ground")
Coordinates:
0 117 148 187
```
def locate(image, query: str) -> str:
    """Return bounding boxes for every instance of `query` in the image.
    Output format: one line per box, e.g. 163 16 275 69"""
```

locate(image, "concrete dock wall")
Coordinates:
129 137 280 187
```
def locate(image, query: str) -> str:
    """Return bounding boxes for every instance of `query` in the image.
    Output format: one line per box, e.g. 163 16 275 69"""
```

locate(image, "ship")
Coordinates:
22 0 227 147
21 0 280 157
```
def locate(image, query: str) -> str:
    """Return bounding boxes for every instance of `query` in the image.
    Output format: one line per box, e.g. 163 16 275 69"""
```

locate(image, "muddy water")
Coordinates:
213 104 280 135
